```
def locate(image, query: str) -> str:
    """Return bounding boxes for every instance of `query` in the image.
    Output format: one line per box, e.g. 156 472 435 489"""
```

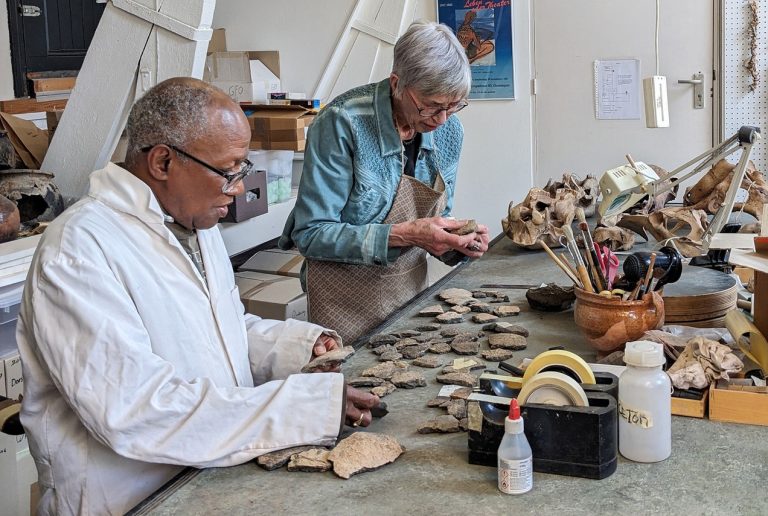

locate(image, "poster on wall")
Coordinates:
436 1 514 100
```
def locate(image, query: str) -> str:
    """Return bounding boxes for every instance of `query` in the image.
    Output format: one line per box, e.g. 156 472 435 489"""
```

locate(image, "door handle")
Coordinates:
678 72 704 109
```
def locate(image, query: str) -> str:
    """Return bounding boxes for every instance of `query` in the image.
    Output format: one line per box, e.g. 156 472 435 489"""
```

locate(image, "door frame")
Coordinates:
6 0 29 97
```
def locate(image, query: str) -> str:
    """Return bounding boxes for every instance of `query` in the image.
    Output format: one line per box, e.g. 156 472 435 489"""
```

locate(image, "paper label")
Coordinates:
618 400 653 428
498 457 532 494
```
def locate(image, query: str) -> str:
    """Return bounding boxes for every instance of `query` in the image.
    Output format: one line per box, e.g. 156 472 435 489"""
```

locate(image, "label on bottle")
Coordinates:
618 400 653 428
498 457 532 494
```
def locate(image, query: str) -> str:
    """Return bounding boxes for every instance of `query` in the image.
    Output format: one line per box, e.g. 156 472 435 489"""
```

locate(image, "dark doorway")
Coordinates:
6 0 106 98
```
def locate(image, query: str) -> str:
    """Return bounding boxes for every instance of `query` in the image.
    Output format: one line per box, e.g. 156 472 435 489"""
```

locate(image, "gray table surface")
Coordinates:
135 238 768 516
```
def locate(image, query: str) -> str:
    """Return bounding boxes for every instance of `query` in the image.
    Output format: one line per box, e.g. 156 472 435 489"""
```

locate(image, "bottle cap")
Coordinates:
623 340 665 367
505 398 524 434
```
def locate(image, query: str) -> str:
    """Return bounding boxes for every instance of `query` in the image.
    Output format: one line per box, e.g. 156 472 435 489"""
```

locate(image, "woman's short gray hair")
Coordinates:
392 20 471 99
125 78 219 159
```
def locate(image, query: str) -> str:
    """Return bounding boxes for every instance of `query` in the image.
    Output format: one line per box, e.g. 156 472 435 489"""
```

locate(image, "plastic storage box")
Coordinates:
249 150 294 204
0 282 23 359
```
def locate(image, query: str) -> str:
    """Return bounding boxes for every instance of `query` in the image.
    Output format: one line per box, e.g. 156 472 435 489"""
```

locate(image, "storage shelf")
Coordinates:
219 196 296 257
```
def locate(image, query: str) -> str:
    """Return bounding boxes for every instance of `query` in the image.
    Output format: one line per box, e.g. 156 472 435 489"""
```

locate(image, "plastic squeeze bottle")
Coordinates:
619 340 671 462
497 398 533 494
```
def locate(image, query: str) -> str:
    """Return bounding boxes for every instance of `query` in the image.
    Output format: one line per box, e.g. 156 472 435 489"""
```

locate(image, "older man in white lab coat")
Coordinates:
17 77 380 515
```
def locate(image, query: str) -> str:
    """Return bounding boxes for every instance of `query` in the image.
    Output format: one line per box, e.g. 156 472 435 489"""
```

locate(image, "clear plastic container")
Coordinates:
618 340 671 462
249 150 294 204
0 281 24 358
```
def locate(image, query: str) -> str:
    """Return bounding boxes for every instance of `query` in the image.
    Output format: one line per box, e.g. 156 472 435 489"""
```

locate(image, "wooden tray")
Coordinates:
662 266 738 326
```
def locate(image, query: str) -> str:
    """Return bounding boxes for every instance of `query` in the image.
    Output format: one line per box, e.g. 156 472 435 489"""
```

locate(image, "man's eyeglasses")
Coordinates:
406 89 469 118
142 144 253 193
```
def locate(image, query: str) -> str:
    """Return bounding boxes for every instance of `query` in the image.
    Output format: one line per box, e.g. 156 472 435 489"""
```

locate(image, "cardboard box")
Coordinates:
207 28 227 54
240 249 304 278
246 104 314 151
206 51 280 104
220 169 267 223
4 354 22 400
709 379 768 426
234 271 307 321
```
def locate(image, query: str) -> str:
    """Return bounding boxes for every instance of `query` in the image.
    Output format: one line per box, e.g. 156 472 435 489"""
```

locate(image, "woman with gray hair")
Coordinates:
280 20 490 343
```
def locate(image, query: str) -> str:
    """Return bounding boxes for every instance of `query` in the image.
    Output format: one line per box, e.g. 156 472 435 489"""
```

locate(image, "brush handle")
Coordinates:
541 241 582 287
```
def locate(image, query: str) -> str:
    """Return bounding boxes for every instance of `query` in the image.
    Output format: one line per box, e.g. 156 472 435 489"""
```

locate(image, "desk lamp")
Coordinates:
598 126 761 254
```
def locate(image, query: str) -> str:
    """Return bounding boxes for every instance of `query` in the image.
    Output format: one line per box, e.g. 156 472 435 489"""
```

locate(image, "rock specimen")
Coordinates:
371 344 396 356
438 288 473 300
371 382 396 397
256 446 319 471
436 311 463 324
450 340 480 355
493 305 521 317
301 347 355 373
416 323 441 332
472 313 498 324
445 296 475 306
446 399 468 419
390 371 427 388
488 334 528 350
328 432 405 479
361 361 408 380
395 337 420 350
526 283 576 312
348 377 386 388
287 449 332 472
417 415 462 434
444 357 486 372
451 305 472 314
468 302 492 314
449 219 478 235
440 328 462 338
450 387 474 399
379 350 403 361
483 322 529 336
412 355 443 368
481 349 516 361
396 329 421 338
418 305 445 317
369 334 398 348
400 345 428 359
427 397 452 408
428 342 452 354
436 372 478 387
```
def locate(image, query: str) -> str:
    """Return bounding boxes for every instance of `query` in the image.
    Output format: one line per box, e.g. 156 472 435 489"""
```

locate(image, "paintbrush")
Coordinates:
562 225 594 293
576 208 604 292
540 241 582 287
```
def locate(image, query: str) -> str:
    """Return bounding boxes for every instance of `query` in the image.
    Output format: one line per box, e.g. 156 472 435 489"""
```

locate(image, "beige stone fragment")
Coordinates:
371 382 396 397
428 342 452 354
287 449 332 472
418 304 444 317
438 288 473 300
417 415 462 434
451 305 472 314
436 311 463 324
480 349 515 361
361 361 409 379
256 445 319 471
450 387 474 399
390 371 427 388
494 305 521 317
488 333 528 350
328 433 405 479
300 347 355 373
445 297 476 307
436 372 478 387
446 399 468 419
472 313 498 324
412 355 443 368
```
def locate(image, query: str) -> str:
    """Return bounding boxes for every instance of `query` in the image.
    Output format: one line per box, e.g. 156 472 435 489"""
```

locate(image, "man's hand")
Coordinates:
310 334 342 372
345 386 381 428
389 217 490 258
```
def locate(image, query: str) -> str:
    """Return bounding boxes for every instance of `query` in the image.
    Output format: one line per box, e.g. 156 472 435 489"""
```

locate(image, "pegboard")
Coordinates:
723 0 768 171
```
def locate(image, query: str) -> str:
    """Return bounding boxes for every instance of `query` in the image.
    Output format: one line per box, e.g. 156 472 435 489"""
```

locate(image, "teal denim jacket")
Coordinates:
279 79 464 266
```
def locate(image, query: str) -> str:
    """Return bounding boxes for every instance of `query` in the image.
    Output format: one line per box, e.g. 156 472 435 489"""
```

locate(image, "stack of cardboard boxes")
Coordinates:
245 105 315 152
235 249 307 321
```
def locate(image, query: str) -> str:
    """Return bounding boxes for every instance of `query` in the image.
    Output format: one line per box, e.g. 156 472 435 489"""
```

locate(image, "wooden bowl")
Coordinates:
573 288 665 354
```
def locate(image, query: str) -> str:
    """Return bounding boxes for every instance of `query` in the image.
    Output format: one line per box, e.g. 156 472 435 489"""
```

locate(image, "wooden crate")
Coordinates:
671 389 708 418
709 381 768 426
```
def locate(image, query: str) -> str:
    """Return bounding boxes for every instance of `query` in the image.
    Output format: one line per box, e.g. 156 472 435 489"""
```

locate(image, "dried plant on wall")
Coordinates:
746 0 760 92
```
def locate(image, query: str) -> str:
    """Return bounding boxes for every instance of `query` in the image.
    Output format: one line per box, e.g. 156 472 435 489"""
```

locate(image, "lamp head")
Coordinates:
597 161 660 218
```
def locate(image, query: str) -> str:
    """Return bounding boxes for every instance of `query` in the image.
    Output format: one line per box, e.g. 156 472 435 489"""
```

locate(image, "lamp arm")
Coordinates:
644 135 742 198
701 138 758 250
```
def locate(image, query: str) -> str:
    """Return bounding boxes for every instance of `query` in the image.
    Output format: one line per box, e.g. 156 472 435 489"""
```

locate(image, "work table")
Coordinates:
131 237 768 515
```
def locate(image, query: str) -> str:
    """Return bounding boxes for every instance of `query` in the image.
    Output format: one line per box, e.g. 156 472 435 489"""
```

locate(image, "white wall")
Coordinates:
0 1 14 99
213 0 534 237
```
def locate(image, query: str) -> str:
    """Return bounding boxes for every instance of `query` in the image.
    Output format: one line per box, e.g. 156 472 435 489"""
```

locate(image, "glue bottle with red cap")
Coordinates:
497 398 533 494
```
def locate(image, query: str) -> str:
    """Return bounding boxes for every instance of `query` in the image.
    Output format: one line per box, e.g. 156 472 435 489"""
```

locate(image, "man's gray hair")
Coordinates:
125 78 220 159
392 20 471 98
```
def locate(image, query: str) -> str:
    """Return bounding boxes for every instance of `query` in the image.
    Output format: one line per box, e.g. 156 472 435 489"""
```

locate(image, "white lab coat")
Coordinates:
17 163 345 515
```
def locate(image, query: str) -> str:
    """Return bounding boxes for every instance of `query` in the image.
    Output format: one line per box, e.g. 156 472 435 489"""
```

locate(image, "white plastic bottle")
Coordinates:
497 398 533 494
618 340 671 462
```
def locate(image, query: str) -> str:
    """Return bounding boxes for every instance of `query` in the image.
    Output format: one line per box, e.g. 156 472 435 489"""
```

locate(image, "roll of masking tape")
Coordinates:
522 350 596 385
518 371 589 407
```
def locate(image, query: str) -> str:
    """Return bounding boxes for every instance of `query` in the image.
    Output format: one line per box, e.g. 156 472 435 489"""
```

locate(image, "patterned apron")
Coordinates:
306 170 447 344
